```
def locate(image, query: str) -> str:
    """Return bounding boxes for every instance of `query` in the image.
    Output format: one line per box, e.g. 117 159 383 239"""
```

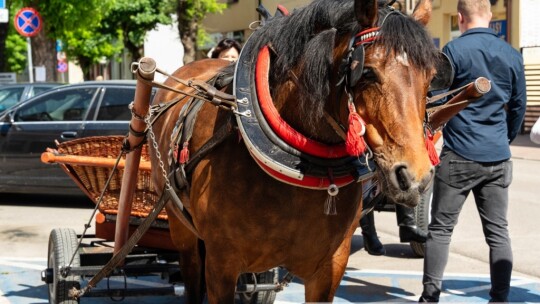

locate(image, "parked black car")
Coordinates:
0 80 154 196
0 82 61 113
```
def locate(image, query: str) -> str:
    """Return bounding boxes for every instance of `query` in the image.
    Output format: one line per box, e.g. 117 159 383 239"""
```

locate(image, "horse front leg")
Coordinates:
204 248 241 303
167 214 206 304
304 230 355 302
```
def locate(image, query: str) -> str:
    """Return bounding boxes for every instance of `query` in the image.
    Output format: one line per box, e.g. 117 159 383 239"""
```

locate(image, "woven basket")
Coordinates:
55 136 166 220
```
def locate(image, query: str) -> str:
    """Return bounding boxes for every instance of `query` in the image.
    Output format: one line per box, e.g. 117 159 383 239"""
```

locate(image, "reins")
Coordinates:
129 61 244 117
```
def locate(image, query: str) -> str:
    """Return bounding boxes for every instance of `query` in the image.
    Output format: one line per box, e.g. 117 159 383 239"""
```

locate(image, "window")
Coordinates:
0 87 24 111
15 88 96 122
32 86 55 97
96 87 136 121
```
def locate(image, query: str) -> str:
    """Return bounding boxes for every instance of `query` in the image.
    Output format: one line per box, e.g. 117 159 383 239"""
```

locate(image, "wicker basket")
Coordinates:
51 136 166 220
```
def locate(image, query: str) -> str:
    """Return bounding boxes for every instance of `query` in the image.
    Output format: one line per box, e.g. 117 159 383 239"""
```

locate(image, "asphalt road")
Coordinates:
0 135 539 303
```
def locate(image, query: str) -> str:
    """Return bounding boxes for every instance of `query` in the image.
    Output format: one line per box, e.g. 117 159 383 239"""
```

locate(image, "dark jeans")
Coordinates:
421 148 513 303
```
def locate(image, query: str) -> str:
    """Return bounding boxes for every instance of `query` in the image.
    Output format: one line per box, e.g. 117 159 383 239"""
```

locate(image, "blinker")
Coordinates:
429 52 454 92
349 46 365 87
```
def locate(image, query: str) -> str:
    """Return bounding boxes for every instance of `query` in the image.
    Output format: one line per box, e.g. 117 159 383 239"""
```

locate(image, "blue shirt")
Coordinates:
442 28 526 162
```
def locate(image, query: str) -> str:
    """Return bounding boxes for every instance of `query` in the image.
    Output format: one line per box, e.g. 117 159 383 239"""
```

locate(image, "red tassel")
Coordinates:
179 142 190 164
345 111 367 157
425 131 440 166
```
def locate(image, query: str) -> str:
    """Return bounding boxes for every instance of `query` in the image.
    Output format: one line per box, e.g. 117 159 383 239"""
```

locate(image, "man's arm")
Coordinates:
506 55 527 143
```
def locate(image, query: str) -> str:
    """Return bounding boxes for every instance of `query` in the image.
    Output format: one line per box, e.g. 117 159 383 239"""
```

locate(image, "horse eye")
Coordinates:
361 68 378 83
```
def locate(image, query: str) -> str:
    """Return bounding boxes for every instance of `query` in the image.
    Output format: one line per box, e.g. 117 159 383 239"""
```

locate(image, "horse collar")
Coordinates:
233 34 376 191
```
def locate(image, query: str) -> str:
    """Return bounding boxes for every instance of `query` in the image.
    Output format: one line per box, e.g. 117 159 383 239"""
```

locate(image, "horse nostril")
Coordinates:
391 165 412 191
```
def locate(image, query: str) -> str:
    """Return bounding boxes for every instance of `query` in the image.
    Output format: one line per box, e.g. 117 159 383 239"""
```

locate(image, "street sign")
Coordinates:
14 7 42 37
0 0 5 9
57 51 66 61
57 60 68 73
0 73 16 84
0 8 8 23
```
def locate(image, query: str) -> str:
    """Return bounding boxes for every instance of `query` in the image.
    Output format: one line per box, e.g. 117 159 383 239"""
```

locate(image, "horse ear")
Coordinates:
411 0 433 26
355 0 378 28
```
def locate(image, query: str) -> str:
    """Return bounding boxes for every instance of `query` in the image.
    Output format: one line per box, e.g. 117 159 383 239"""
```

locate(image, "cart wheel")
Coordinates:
410 184 433 257
237 268 278 304
47 228 81 304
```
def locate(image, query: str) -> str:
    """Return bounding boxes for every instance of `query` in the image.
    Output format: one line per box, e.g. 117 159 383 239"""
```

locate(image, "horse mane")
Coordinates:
250 0 438 118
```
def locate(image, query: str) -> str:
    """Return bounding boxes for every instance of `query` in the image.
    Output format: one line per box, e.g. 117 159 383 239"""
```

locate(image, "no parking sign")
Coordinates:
14 7 42 37
57 60 68 73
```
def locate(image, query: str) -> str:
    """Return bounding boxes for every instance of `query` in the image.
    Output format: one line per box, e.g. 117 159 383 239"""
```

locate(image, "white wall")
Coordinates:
144 15 184 83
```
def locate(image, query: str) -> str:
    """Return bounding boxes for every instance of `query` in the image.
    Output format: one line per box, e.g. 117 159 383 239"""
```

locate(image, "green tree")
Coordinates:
101 0 174 63
5 34 27 73
174 0 226 64
7 0 111 81
2 2 27 74
63 28 124 80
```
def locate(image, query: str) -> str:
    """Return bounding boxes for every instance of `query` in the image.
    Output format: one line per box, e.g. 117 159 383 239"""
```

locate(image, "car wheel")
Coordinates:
47 228 81 304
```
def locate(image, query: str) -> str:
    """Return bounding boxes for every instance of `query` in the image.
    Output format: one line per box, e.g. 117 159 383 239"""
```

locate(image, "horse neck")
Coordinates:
273 79 345 145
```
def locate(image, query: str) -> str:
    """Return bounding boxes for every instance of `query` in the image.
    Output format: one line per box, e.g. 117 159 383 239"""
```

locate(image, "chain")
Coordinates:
145 115 172 191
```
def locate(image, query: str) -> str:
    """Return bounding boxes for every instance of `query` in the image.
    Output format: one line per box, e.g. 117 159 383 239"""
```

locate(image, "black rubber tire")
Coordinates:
237 268 278 304
410 184 433 257
47 228 81 304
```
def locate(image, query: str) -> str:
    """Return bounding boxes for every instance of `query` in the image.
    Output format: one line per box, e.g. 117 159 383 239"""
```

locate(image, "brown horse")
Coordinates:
149 0 439 302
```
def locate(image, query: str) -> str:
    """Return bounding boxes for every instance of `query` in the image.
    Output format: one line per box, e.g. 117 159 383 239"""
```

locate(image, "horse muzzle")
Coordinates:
386 163 434 207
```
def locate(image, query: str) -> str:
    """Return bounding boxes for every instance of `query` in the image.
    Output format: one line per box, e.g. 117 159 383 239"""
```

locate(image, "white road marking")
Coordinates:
0 257 46 271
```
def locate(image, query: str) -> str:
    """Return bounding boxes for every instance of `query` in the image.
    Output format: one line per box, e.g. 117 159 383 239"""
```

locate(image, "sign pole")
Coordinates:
14 7 43 83
26 37 33 83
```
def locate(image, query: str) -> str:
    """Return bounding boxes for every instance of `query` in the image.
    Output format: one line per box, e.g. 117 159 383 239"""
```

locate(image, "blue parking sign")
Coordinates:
0 0 5 9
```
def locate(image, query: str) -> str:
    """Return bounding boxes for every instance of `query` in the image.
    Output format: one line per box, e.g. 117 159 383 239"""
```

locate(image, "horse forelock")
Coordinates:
374 10 439 73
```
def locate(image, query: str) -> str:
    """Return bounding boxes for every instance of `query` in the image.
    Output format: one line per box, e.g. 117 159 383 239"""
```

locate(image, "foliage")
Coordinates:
4 1 26 73
101 0 174 60
63 28 124 77
5 34 27 73
22 0 110 40
180 0 225 21
3 0 224 78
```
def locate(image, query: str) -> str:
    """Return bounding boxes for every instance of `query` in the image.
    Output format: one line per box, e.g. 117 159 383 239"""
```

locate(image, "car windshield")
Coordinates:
0 87 24 112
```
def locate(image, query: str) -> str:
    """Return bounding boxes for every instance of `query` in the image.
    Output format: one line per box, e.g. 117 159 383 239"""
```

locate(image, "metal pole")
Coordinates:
26 37 33 83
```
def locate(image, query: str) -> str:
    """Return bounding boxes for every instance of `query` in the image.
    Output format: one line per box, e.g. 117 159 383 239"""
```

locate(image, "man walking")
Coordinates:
419 0 526 302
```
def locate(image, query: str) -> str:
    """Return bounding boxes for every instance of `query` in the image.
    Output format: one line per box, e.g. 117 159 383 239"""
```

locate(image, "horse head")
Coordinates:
349 0 437 207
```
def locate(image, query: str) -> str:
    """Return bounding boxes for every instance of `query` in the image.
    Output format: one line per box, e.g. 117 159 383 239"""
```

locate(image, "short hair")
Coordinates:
210 39 242 59
457 0 491 19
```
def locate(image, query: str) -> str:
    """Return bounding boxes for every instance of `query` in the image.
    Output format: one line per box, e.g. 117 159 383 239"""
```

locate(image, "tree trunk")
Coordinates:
76 56 92 81
176 1 197 64
0 22 8 72
31 29 56 82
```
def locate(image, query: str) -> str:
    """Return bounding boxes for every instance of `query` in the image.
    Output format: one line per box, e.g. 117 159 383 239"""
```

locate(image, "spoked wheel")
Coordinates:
237 268 279 304
47 228 81 304
410 184 433 257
